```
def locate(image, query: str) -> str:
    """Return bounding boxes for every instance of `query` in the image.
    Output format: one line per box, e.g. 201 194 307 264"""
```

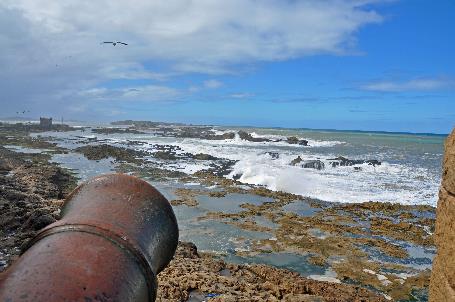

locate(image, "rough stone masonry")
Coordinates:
430 127 455 301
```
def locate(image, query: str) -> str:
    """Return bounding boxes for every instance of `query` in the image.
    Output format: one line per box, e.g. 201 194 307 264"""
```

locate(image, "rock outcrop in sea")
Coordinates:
429 128 455 301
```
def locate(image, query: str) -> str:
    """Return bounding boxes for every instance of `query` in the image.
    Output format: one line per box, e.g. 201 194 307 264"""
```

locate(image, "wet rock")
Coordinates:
176 127 235 140
287 136 309 146
157 242 387 301
430 128 455 301
328 156 381 167
24 212 56 231
199 132 236 140
0 122 76 134
112 121 237 140
92 127 146 135
153 151 178 160
366 159 381 167
0 158 12 175
290 157 324 169
238 131 271 142
266 152 280 159
290 156 303 166
302 160 325 170
175 241 199 259
232 173 242 180
218 132 236 140
75 144 147 164
112 120 170 127
191 153 218 161
0 146 77 270
287 136 299 144
115 163 187 181
209 191 227 198
204 159 238 177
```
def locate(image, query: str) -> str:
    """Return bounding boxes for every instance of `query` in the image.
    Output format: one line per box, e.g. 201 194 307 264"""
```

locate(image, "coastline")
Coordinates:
0 122 437 301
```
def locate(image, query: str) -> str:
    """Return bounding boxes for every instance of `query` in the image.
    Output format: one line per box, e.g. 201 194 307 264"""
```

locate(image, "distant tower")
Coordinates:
39 117 52 129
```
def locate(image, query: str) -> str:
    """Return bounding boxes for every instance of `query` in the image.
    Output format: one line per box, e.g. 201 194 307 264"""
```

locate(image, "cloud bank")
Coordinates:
0 0 384 117
361 78 455 92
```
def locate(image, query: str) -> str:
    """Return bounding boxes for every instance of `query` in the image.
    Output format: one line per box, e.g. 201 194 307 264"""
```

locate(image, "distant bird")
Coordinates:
101 41 128 46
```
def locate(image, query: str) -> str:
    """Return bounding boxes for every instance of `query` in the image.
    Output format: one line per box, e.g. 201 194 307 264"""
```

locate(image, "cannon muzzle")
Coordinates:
0 174 179 301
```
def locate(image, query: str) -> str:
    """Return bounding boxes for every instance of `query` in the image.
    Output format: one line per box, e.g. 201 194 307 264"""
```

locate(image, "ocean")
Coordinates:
36 123 445 206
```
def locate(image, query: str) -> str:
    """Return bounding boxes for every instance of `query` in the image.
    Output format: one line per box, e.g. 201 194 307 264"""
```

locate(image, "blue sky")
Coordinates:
1 0 454 133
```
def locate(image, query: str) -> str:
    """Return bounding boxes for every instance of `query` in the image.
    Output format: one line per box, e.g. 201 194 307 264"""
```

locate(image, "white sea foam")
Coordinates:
305 139 345 148
168 137 439 205
75 127 440 206
207 131 344 148
229 158 438 205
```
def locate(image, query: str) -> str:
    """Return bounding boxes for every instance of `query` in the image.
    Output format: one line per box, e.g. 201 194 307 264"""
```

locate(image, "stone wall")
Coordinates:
39 117 52 129
430 128 455 301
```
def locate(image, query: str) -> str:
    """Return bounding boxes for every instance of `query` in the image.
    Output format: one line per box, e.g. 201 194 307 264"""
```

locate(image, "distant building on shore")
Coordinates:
39 117 52 129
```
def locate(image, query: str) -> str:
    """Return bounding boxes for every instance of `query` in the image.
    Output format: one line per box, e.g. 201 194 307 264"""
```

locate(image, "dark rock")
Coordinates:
0 158 12 175
175 241 199 259
0 145 77 270
158 242 389 302
365 159 381 167
92 127 146 135
290 156 303 166
266 152 280 159
153 151 178 160
287 136 299 144
111 120 185 127
75 144 146 164
30 214 56 231
302 160 325 170
328 156 381 168
208 159 238 177
287 136 309 146
175 127 235 140
191 153 218 161
233 174 242 180
238 131 270 142
219 132 236 140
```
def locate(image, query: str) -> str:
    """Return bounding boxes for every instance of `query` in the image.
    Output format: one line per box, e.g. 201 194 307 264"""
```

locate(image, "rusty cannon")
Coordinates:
0 174 179 302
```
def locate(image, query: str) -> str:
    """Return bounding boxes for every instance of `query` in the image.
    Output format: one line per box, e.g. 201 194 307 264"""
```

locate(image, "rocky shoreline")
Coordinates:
157 242 387 301
0 122 438 301
0 145 77 269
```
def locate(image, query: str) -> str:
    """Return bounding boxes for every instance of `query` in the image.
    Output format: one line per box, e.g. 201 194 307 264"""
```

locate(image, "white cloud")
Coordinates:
78 85 182 102
203 79 223 89
0 0 384 117
361 78 455 92
229 93 255 99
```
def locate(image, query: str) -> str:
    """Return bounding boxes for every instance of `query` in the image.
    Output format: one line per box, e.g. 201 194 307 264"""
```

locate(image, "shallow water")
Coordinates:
282 200 320 217
51 152 115 182
196 193 273 214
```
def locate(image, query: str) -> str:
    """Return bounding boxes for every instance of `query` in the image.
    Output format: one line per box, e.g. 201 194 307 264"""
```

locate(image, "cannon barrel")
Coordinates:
0 173 179 302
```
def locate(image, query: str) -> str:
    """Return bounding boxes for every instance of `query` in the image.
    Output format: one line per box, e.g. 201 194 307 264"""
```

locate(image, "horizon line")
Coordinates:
1 117 450 136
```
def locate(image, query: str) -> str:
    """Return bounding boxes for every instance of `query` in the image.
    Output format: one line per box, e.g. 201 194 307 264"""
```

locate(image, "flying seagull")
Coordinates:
101 41 128 46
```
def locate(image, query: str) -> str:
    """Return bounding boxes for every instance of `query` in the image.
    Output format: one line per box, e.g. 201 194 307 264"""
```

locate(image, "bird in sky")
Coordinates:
16 110 28 115
101 41 128 46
